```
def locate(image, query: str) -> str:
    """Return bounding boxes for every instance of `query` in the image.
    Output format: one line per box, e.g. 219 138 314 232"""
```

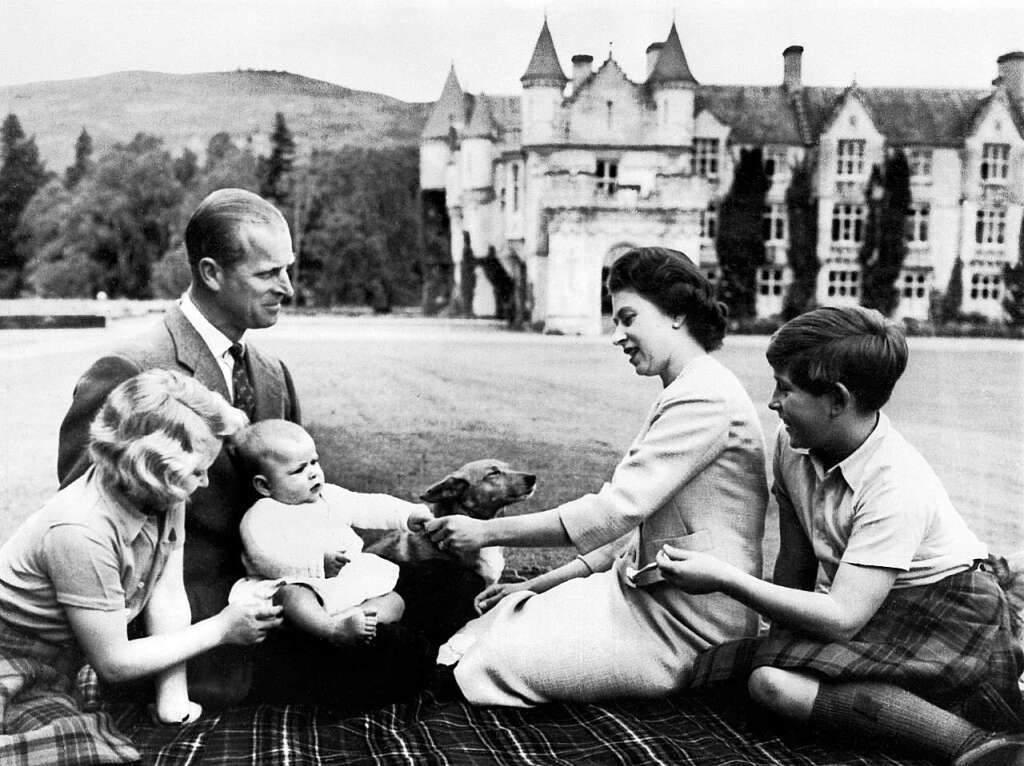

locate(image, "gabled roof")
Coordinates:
564 56 636 106
647 23 698 86
521 20 568 85
465 96 499 139
422 65 470 140
695 86 803 144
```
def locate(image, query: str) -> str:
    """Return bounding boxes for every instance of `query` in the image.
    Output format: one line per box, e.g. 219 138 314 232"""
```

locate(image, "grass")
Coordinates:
1 313 1021 577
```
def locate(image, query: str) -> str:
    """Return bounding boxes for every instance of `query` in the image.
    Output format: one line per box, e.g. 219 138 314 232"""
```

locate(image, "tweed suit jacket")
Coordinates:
57 303 301 634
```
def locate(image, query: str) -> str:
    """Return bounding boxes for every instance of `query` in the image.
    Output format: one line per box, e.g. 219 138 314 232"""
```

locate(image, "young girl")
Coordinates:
659 307 1024 766
0 369 282 764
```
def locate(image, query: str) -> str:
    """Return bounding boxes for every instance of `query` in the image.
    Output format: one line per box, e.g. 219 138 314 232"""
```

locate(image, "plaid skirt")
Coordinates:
0 621 139 765
689 567 1024 731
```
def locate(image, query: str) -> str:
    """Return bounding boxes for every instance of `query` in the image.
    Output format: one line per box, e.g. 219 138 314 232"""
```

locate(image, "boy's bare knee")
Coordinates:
748 667 816 720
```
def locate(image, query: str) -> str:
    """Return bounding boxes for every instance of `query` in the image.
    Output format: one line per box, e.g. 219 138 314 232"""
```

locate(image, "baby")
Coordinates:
232 420 433 645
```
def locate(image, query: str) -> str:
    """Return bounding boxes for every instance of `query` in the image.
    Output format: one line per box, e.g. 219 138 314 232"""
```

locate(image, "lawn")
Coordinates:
1 313 1021 575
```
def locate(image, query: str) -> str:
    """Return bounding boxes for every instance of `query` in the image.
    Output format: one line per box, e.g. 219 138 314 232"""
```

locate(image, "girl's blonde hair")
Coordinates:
89 369 249 509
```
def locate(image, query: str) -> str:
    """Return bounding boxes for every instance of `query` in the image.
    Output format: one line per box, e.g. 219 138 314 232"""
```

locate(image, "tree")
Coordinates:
782 154 819 318
715 147 771 320
859 149 911 315
0 114 49 295
173 147 199 187
1003 221 1024 326
936 256 964 323
64 128 94 189
259 112 296 205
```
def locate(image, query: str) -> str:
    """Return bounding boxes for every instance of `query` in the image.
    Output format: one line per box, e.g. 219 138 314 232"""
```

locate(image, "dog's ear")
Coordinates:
420 476 470 503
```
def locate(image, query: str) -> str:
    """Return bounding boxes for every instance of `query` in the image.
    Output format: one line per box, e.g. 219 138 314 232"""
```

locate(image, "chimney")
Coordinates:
997 51 1024 101
571 54 594 90
783 45 804 92
646 43 665 79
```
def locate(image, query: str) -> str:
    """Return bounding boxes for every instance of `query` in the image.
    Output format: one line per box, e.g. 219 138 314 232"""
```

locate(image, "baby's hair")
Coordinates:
89 369 248 510
766 306 908 412
230 419 312 479
606 247 728 351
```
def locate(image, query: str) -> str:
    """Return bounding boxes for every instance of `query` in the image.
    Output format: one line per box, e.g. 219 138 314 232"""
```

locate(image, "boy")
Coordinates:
655 306 1023 765
232 420 433 646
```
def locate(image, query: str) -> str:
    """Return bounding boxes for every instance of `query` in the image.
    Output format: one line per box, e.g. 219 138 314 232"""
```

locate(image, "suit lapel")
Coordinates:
164 304 231 401
246 346 285 421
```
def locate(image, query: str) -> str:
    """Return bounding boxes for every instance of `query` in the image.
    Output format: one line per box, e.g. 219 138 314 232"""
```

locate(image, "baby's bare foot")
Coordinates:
329 608 378 646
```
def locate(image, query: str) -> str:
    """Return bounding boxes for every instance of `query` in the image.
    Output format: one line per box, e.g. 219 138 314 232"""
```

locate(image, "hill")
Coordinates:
0 69 433 170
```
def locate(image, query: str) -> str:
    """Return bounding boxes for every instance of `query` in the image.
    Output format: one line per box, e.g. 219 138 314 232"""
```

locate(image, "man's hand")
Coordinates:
324 550 350 578
424 516 489 554
655 545 736 595
474 581 528 614
407 505 435 533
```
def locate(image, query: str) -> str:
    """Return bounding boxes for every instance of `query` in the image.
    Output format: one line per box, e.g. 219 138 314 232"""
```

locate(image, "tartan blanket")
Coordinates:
108 688 933 766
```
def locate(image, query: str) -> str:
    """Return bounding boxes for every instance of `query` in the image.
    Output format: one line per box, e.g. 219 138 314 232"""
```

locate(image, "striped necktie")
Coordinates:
228 343 256 420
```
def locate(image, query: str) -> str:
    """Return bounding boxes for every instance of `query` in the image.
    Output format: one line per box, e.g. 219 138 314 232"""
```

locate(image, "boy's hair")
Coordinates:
606 246 728 351
89 369 248 509
766 306 908 412
231 419 311 479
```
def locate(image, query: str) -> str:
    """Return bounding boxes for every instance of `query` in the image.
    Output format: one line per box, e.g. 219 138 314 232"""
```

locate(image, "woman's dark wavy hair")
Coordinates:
606 247 728 351
766 305 908 412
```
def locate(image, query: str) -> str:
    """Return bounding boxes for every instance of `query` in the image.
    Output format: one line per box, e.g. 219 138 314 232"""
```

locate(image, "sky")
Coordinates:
3 0 1024 102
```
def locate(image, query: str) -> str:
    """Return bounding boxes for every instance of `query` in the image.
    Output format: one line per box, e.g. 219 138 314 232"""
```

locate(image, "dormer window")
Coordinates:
596 160 618 195
836 140 865 176
693 138 719 179
908 148 932 179
980 143 1010 183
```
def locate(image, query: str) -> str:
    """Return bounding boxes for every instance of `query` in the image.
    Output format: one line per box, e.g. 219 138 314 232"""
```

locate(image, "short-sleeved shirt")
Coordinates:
0 469 185 644
773 413 986 590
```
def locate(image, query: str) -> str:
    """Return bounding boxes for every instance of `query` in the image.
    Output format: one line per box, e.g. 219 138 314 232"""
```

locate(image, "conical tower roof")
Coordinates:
647 23 698 85
465 96 498 139
520 19 568 86
422 64 470 140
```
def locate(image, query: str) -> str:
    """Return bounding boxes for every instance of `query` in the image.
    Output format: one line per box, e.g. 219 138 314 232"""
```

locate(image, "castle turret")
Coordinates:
420 65 468 189
520 19 568 145
462 96 498 190
997 51 1024 103
647 23 697 145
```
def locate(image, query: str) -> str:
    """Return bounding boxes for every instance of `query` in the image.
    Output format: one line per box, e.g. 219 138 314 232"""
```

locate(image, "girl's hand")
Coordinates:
407 505 434 532
655 545 734 595
424 516 488 554
474 581 527 614
324 550 350 578
217 600 283 645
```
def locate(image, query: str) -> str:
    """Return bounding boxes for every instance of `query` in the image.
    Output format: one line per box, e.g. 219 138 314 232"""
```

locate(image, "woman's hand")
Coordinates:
655 545 735 595
217 599 283 645
424 516 489 554
474 581 528 614
324 550 350 578
407 505 435 532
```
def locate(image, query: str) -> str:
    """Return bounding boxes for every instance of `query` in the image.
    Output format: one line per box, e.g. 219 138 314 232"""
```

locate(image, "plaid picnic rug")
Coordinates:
109 687 933 766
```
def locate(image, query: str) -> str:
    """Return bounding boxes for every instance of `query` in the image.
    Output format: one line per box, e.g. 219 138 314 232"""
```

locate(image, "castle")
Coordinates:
419 20 1024 334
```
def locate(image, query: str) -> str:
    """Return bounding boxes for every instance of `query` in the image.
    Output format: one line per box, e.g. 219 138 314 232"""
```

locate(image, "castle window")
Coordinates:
606 100 614 130
900 271 930 299
693 138 719 178
975 207 1006 245
980 143 1010 183
968 270 1003 301
700 201 718 240
836 140 866 176
596 160 618 196
905 204 930 243
830 204 866 243
757 267 785 296
762 147 789 180
908 148 932 178
762 204 788 243
826 268 861 298
511 163 521 212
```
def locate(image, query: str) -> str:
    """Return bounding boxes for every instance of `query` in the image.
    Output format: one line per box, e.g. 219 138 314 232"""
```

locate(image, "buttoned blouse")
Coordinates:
772 412 986 590
0 470 184 644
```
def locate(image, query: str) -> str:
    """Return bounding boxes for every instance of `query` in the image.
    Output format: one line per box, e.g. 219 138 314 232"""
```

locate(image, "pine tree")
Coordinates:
716 147 771 320
1002 221 1024 326
64 127 94 189
859 149 911 315
782 155 819 318
0 114 49 295
260 112 296 205
939 256 964 323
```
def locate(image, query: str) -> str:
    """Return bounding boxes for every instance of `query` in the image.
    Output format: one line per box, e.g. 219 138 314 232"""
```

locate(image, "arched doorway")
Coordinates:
601 243 636 314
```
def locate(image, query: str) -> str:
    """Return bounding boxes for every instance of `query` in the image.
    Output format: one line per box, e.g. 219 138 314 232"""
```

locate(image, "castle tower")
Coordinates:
462 96 498 191
647 23 697 146
420 64 468 190
520 19 568 146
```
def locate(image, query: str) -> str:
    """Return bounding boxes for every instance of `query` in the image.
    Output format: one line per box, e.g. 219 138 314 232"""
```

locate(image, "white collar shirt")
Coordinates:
179 290 244 398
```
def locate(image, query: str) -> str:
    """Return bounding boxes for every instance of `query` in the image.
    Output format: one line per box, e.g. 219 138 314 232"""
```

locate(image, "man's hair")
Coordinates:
766 306 908 412
184 188 286 271
606 246 728 351
89 369 248 509
230 419 311 479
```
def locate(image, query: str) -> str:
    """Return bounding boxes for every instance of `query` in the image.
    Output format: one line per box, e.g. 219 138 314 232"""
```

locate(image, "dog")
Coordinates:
364 459 537 584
